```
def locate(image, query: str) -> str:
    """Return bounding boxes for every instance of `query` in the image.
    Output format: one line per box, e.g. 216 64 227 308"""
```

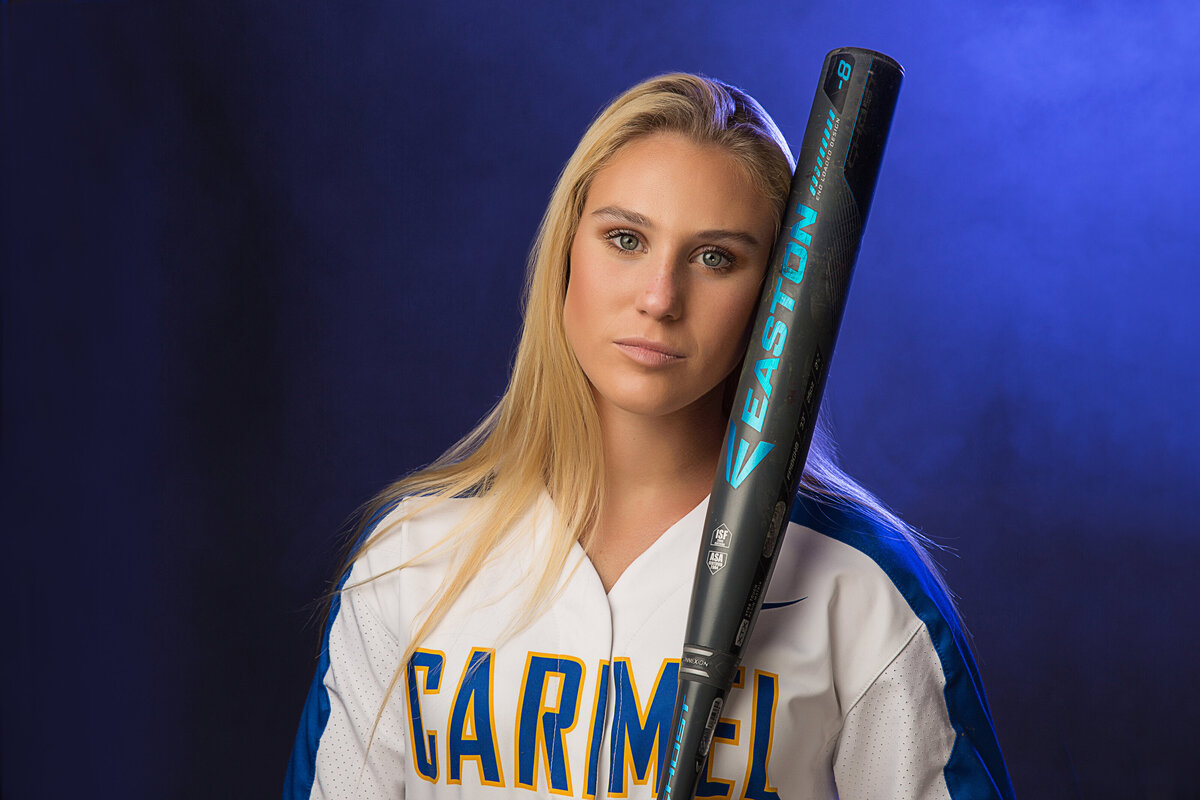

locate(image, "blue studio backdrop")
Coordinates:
2 2 1197 798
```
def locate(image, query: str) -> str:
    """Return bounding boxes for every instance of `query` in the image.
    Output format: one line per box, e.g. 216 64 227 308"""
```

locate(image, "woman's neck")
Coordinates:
599 400 724 504
586 390 727 591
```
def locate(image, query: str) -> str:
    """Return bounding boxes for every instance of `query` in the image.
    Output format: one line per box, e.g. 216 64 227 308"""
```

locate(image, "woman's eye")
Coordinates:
616 233 640 251
699 250 732 270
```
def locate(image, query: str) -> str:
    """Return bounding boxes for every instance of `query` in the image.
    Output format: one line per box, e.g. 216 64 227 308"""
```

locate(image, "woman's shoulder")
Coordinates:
783 491 957 632
781 493 1004 744
348 494 483 582
784 497 1014 798
771 491 965 692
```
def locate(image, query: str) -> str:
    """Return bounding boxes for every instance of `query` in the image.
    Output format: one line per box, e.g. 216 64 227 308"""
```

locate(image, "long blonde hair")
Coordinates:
336 72 950 675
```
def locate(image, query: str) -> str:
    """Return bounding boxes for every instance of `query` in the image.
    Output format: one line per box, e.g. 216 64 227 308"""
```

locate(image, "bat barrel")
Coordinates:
658 47 903 800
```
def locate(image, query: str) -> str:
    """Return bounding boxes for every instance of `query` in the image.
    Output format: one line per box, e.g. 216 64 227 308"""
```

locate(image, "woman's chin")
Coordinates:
591 384 727 426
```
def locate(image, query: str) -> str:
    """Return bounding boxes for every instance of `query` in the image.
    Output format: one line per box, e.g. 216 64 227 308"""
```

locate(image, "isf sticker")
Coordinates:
711 523 732 548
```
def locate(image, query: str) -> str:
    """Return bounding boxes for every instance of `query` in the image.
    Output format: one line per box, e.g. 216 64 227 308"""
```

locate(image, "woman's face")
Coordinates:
564 131 776 426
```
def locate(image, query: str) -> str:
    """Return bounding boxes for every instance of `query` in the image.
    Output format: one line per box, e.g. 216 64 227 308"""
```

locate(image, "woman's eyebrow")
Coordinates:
693 228 762 249
590 205 652 227
590 206 762 249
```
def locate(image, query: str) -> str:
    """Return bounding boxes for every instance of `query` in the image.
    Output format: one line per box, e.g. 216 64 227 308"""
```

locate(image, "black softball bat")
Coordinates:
659 47 904 800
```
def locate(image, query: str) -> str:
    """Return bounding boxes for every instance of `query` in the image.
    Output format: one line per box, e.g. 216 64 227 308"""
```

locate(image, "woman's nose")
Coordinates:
635 256 684 320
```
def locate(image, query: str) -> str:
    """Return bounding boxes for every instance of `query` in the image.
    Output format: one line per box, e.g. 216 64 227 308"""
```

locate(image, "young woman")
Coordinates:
285 73 1015 800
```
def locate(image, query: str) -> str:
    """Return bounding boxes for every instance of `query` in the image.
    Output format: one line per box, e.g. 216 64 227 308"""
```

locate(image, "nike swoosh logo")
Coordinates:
761 596 807 610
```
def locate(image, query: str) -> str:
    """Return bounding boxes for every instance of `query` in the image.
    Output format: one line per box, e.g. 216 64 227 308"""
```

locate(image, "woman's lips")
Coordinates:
613 338 685 367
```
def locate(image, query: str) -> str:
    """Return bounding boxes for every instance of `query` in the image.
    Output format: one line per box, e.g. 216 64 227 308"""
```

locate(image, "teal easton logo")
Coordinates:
726 202 819 489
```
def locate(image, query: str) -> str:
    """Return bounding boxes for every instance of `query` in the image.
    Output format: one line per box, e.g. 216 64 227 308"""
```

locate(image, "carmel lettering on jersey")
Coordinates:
406 649 445 782
405 650 780 798
447 648 505 787
743 671 782 800
515 653 585 795
607 658 678 796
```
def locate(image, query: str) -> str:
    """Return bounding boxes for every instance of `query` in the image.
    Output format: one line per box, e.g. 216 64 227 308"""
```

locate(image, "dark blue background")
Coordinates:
3 2 1196 797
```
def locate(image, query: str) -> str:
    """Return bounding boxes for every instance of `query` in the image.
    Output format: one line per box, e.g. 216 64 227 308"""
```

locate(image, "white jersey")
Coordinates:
285 492 1014 800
